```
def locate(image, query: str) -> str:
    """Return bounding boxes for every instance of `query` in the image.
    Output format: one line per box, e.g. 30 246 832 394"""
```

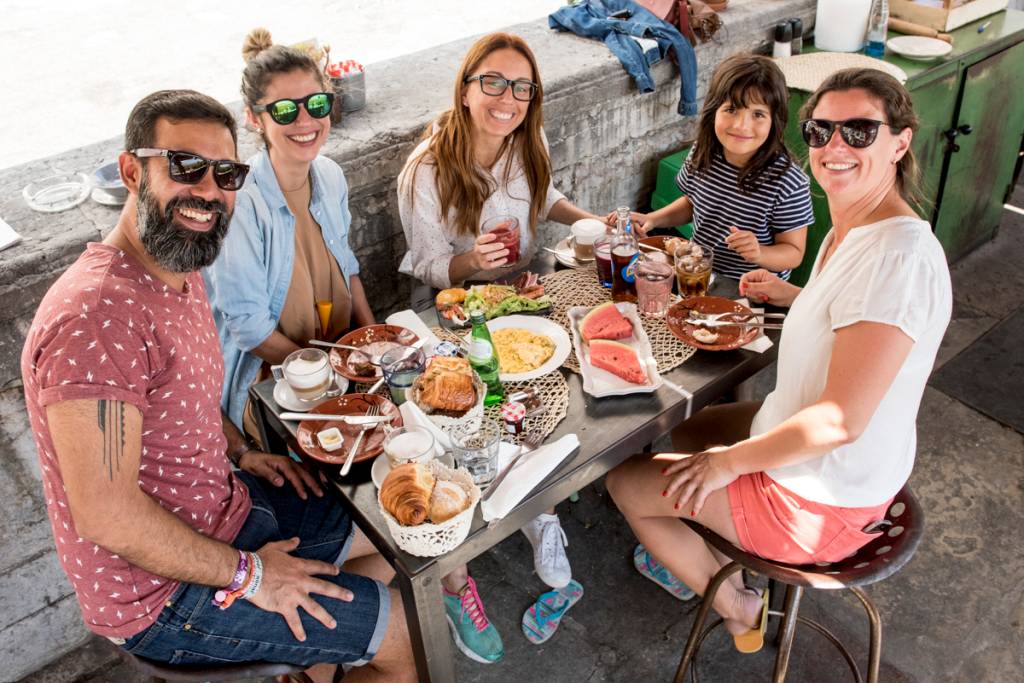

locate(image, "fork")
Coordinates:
688 310 786 323
340 404 380 476
481 431 544 503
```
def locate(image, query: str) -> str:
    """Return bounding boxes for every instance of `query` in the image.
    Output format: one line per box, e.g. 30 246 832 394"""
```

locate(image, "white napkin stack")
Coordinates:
736 298 775 353
481 434 580 522
398 401 451 456
385 309 441 354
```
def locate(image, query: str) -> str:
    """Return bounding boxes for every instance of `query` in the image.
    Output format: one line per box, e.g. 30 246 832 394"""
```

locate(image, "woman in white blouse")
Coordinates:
397 32 598 292
606 69 952 652
397 32 597 665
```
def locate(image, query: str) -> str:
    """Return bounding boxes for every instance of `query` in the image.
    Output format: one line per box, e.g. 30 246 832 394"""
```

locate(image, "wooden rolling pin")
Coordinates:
889 17 954 44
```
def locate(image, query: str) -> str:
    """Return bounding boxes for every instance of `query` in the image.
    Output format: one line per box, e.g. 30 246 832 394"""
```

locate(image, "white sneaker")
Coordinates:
521 513 571 588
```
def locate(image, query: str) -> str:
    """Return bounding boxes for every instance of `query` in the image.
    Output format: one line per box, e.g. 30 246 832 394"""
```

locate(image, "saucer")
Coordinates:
272 373 349 412
372 452 456 488
552 238 591 269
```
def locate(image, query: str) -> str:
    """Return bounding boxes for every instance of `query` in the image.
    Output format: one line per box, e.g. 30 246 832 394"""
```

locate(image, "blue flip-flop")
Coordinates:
521 580 584 644
633 544 696 601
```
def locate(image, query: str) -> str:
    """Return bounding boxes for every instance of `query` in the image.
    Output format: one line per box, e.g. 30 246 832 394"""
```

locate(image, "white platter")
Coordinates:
886 36 953 61
467 315 572 382
567 302 663 397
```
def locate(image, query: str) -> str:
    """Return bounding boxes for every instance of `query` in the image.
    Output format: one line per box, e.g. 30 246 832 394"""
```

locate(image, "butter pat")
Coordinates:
318 427 344 452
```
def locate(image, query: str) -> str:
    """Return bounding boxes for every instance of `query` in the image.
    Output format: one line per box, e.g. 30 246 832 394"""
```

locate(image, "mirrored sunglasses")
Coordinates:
131 149 250 191
252 92 334 125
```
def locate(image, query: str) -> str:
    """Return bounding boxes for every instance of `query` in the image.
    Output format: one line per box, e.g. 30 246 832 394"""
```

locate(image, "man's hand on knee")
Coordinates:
249 537 354 641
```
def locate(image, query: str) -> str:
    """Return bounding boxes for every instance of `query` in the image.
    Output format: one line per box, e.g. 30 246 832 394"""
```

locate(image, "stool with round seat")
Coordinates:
114 646 334 682
674 486 923 683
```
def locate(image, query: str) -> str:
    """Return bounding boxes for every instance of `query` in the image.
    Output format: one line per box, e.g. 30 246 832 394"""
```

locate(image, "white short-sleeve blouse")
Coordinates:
751 216 952 507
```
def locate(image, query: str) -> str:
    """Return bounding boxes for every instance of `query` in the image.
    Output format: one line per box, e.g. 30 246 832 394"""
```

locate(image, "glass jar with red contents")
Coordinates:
500 401 527 435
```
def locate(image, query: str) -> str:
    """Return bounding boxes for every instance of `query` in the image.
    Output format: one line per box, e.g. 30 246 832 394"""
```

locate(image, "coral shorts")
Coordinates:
726 472 892 566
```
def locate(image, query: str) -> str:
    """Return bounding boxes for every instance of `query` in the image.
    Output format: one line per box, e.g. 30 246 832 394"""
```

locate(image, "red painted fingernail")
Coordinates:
661 490 667 497
674 503 680 510
691 509 696 516
660 467 668 475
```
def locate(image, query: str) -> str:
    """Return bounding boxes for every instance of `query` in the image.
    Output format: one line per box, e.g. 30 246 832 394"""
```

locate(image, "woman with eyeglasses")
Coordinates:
206 28 376 441
397 31 599 296
606 69 951 652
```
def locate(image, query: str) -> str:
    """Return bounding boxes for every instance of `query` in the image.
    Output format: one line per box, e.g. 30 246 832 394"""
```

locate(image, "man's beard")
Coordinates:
136 174 231 273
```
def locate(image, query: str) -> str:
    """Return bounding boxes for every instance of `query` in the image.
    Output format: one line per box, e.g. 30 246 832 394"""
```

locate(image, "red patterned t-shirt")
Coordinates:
21 243 251 638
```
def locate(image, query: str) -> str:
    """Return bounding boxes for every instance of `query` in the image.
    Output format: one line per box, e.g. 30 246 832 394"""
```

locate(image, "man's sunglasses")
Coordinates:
251 92 334 125
464 74 538 102
131 149 250 191
800 118 899 149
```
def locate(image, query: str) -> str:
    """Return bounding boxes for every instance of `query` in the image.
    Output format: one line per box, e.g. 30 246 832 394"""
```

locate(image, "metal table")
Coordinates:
248 273 778 682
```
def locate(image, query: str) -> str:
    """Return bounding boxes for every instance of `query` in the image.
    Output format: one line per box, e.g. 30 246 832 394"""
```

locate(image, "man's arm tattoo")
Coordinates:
97 400 125 481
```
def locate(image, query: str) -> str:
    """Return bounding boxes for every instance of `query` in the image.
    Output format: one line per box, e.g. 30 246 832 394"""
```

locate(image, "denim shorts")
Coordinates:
121 472 389 667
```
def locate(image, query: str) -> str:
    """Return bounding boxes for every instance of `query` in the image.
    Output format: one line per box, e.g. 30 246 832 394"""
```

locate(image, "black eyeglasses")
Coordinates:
801 118 899 149
131 149 250 191
464 74 538 102
251 92 334 125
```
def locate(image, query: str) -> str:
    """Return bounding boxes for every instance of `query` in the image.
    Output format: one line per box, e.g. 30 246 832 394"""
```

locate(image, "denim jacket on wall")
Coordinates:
549 0 698 116
203 149 361 430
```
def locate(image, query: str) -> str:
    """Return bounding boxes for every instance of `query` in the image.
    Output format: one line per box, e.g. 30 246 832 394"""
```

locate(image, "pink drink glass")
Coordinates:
481 215 520 268
636 253 674 317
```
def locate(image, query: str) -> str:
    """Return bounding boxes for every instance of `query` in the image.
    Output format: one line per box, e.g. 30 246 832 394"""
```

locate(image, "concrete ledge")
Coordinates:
0 1 815 677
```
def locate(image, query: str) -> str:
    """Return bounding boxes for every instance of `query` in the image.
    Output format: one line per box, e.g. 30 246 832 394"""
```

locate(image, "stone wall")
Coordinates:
0 1 814 678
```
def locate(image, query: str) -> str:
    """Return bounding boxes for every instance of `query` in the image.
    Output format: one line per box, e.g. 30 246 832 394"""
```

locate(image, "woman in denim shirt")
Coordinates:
205 30 374 435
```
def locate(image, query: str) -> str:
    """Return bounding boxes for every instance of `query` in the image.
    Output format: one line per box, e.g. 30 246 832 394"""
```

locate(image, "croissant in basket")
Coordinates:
416 356 477 414
380 463 436 526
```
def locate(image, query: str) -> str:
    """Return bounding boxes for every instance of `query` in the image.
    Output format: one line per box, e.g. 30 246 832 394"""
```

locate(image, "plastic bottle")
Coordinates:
610 206 639 303
467 311 504 407
865 0 888 57
773 22 793 59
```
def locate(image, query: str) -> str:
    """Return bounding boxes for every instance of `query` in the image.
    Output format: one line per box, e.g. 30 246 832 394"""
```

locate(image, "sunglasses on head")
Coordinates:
251 92 334 125
800 118 899 149
464 74 538 102
131 149 250 191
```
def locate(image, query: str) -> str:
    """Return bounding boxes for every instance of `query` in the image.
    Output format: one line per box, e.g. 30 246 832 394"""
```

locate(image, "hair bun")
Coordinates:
242 28 274 63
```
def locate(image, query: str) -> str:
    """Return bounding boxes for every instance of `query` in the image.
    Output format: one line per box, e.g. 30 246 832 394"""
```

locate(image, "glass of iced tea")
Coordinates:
594 236 613 288
481 215 520 268
636 253 674 317
675 246 713 299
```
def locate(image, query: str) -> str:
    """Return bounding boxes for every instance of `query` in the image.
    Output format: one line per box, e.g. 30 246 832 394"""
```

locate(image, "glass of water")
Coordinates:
448 418 502 487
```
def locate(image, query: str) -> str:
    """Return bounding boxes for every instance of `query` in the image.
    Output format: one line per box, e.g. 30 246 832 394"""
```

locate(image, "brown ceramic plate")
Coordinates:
638 235 671 255
328 324 419 382
296 393 402 465
666 296 759 351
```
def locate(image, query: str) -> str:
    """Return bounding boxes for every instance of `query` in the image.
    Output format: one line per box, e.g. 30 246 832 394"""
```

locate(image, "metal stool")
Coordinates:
675 486 923 683
115 646 320 682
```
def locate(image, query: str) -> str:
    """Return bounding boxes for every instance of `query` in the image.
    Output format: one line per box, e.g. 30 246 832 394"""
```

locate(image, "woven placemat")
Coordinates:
775 53 907 93
428 328 570 446
539 268 697 374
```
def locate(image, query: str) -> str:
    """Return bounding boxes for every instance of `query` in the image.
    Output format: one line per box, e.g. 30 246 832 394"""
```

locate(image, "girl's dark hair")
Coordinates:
687 54 792 194
799 68 921 205
240 28 328 108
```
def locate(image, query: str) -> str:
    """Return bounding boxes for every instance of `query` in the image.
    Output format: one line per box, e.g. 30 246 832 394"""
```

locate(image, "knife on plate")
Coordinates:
279 413 393 423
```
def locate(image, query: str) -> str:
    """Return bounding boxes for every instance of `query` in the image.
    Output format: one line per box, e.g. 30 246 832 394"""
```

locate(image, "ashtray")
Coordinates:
23 173 91 213
92 162 128 201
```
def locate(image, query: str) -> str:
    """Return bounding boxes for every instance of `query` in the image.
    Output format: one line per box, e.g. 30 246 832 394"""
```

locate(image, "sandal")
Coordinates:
521 580 584 644
732 588 770 654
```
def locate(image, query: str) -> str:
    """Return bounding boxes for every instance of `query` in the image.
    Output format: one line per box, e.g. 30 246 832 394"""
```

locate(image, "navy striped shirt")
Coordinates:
676 149 814 280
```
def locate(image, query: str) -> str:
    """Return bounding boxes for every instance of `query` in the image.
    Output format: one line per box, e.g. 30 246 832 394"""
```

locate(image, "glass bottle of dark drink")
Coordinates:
610 206 639 303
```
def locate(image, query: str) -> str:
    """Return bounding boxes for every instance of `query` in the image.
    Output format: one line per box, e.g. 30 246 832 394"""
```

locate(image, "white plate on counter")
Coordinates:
886 36 952 61
567 302 662 397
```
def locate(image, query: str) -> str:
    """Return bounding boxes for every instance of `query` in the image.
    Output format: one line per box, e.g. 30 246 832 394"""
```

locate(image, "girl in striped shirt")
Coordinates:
630 54 814 280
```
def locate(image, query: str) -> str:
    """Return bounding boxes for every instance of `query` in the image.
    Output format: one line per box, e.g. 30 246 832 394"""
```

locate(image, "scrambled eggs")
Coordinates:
492 328 555 374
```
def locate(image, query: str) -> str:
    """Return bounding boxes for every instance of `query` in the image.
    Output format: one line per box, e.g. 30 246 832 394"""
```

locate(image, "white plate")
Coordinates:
567 302 663 397
551 238 591 269
372 451 456 488
886 36 952 61
466 315 572 382
272 373 349 412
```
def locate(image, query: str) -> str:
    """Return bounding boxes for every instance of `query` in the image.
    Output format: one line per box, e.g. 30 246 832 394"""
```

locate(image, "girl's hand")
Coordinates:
739 269 798 307
471 232 509 270
660 446 738 517
604 210 655 236
724 227 762 263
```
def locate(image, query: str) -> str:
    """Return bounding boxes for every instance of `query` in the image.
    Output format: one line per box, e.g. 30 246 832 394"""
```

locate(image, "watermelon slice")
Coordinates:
580 302 633 341
588 339 648 384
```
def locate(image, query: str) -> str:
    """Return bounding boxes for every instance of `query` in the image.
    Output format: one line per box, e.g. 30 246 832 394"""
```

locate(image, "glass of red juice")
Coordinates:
481 215 520 268
594 236 613 288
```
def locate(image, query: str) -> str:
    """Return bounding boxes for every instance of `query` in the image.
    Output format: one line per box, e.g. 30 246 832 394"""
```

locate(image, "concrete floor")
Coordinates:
23 188 1024 681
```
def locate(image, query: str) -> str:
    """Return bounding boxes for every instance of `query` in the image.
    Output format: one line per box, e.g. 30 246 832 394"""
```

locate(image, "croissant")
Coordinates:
418 357 477 413
380 463 436 526
429 479 471 524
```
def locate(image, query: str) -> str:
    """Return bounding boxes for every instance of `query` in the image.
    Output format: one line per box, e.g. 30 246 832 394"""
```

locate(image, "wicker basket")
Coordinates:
408 371 486 431
378 459 480 557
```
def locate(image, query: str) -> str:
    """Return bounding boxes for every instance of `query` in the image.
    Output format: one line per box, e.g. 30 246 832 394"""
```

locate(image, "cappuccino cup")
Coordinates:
569 218 607 262
272 348 336 404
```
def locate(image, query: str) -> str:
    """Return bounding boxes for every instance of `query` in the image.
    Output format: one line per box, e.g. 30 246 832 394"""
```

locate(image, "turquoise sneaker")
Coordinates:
522 580 584 644
633 544 696 601
443 576 504 664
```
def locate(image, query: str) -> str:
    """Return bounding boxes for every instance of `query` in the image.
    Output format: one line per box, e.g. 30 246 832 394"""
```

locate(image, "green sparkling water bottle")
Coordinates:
467 311 505 407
